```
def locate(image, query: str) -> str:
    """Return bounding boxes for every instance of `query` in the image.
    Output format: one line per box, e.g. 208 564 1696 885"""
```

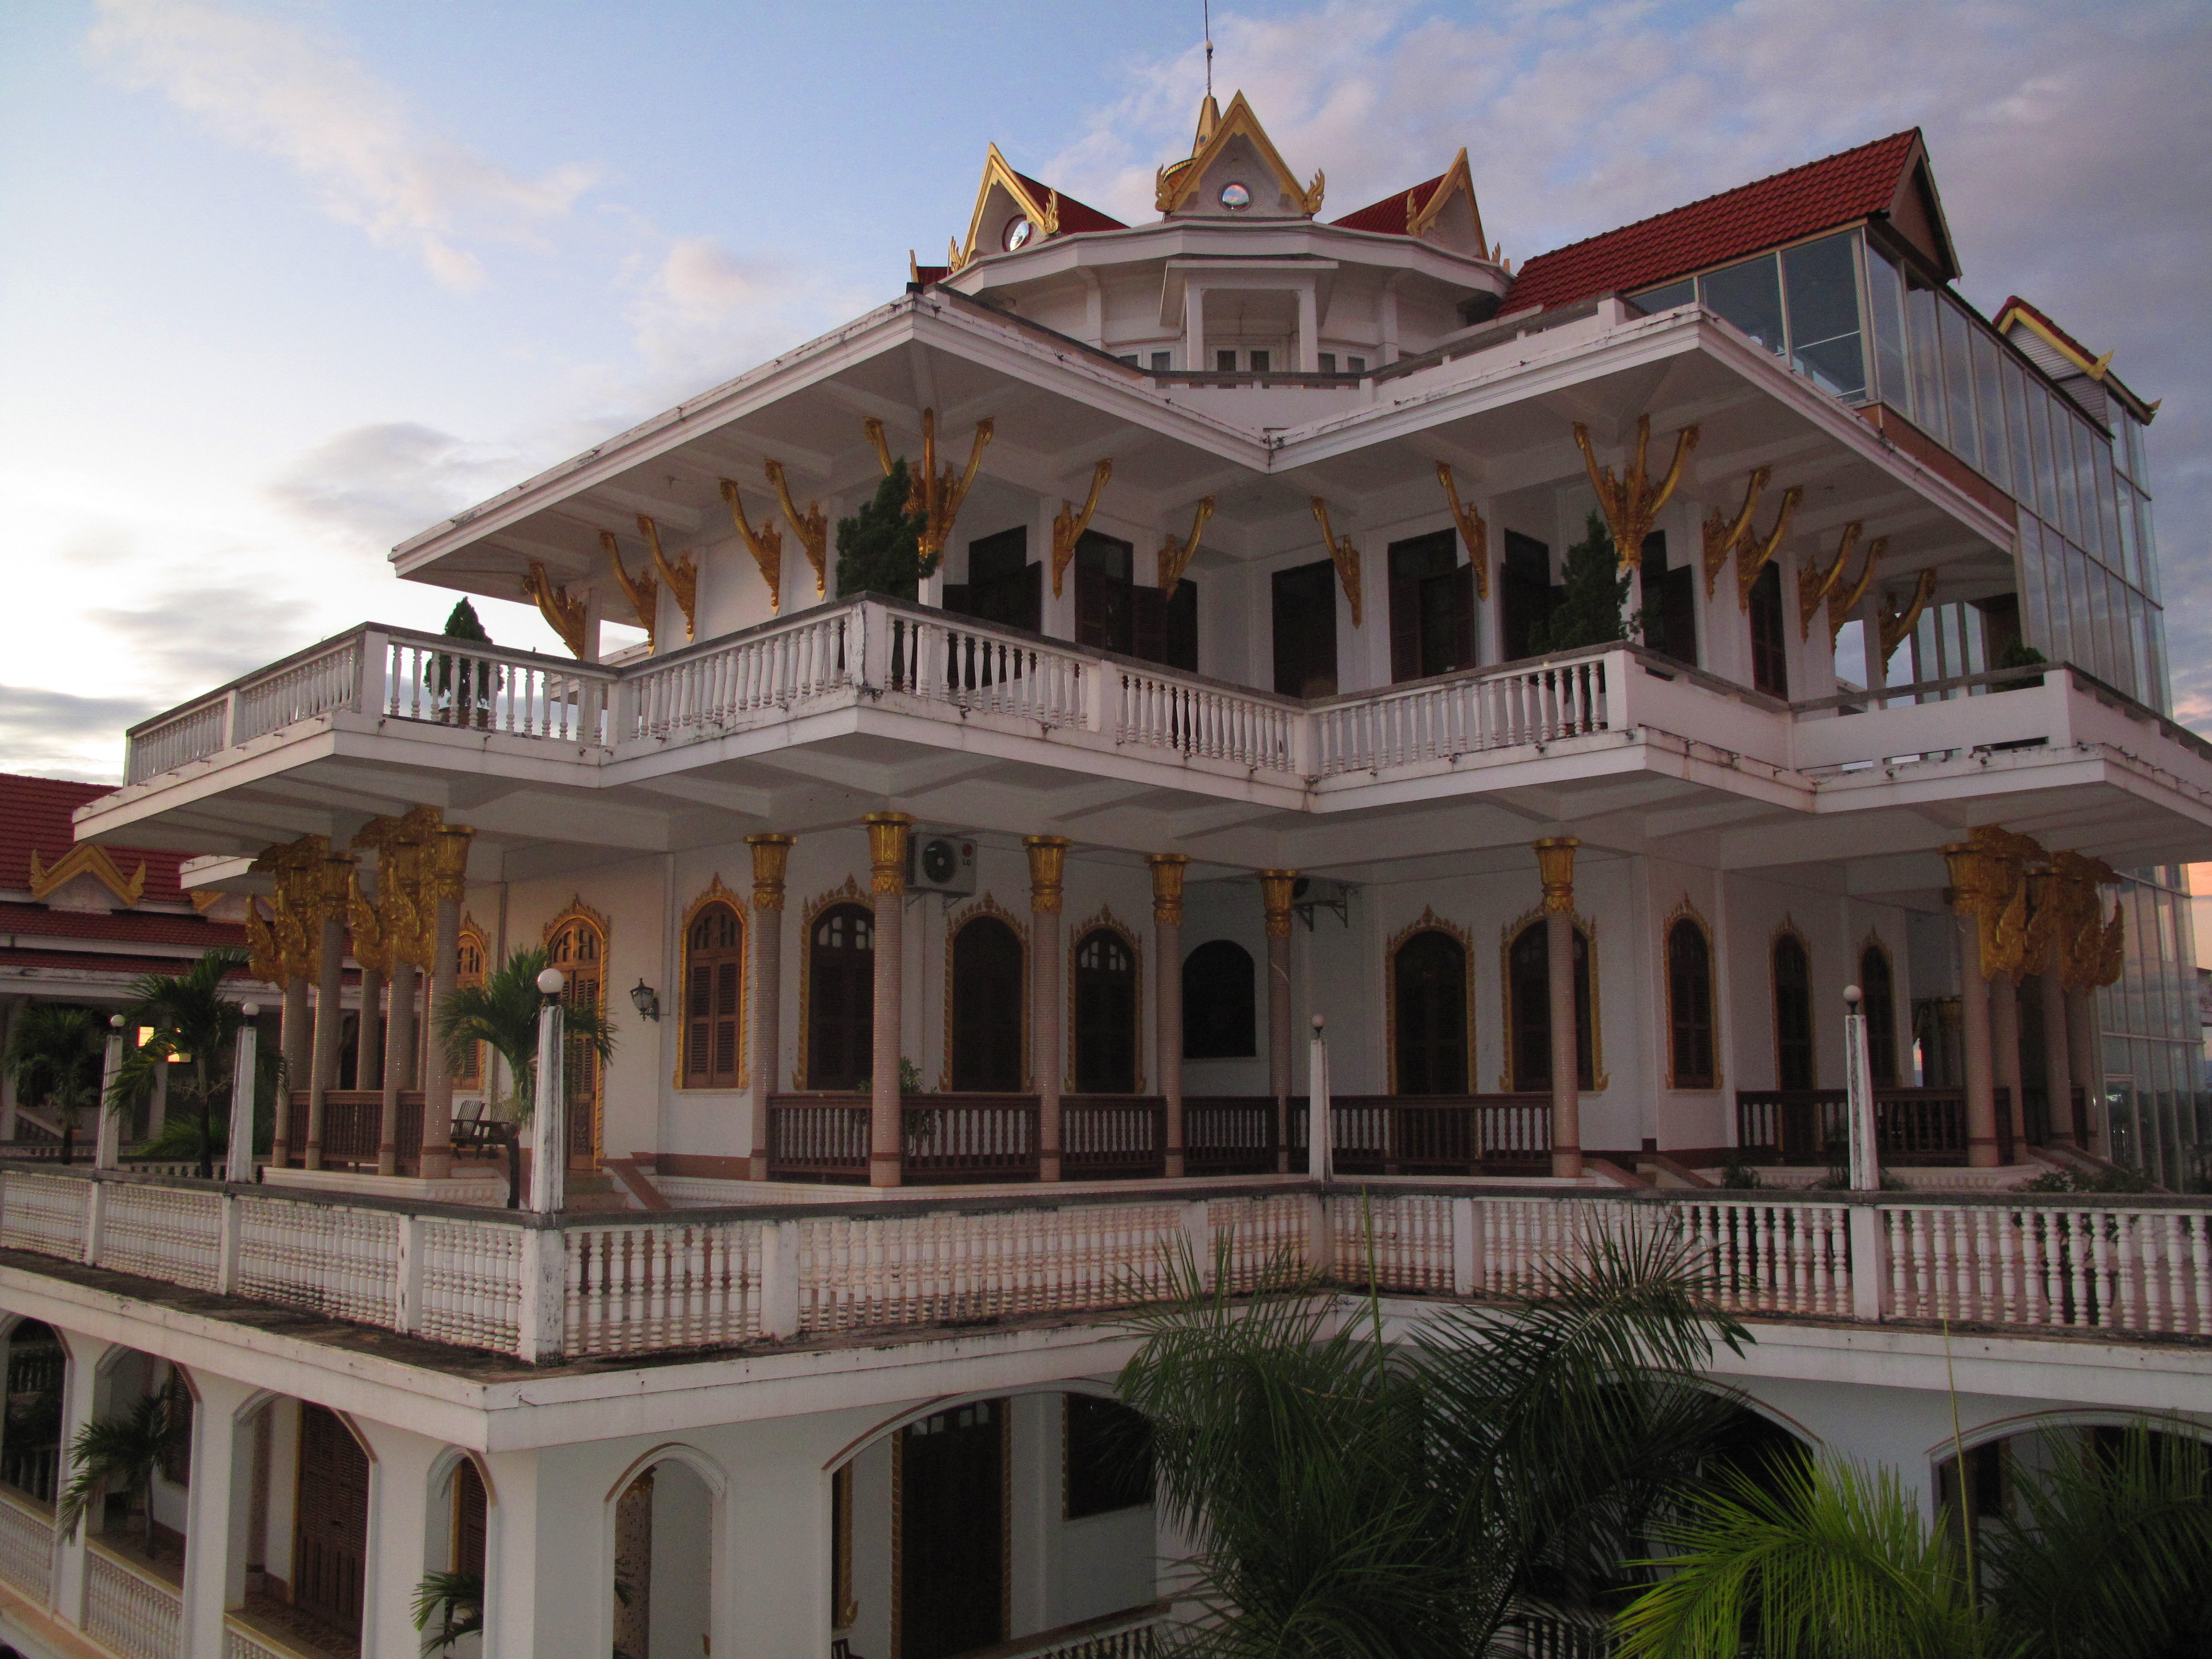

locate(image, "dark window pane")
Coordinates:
1781 234 1864 398
1634 278 1695 314
1860 945 1898 1086
1972 330 2010 493
1939 302 1979 468
1183 940 1256 1058
1700 254 1785 355
1065 1395 1153 1518
1272 559 1339 696
1667 920 1715 1088
1773 934 1814 1090
1865 244 1909 411
1393 929 1468 1094
1906 281 1946 445
1249 350 1270 374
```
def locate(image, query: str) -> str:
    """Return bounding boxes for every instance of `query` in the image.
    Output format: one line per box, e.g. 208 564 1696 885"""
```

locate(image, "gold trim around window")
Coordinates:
1383 907 1475 1095
1497 904 1606 1092
1066 904 1144 1094
1660 898 1721 1090
794 876 868 1091
541 897 610 1166
454 915 488 1087
676 875 748 1090
940 895 1030 1092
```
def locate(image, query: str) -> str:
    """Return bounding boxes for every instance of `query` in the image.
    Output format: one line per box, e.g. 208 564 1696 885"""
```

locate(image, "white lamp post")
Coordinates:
1843 984 1880 1191
95 1015 127 1169
1308 1013 1332 1183
528 969 567 1214
226 1006 260 1182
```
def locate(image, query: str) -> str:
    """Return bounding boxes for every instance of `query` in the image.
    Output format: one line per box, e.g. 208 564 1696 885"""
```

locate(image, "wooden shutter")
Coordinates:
1017 561 1042 632
1450 561 1477 671
1131 585 1168 664
1389 574 1421 681
454 1460 487 1579
1164 578 1198 671
684 903 744 1088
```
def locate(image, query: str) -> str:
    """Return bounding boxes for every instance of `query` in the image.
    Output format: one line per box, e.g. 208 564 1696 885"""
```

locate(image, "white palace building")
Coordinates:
0 94 2207 1659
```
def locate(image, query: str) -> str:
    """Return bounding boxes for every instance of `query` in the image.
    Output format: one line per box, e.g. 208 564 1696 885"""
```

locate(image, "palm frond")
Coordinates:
431 945 616 1116
412 1567 485 1653
57 1394 191 1540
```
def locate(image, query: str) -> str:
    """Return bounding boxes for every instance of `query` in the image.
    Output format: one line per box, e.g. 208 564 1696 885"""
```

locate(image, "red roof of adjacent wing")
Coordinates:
1011 170 1128 235
0 773 189 903
1502 130 1923 317
1330 173 1448 236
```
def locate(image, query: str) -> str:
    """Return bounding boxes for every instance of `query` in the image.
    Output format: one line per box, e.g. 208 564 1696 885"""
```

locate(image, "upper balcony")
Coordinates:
81 597 2212 878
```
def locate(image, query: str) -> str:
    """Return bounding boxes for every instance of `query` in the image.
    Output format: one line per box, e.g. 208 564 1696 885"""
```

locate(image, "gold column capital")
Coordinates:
863 813 913 895
1258 870 1299 939
747 833 795 911
423 824 474 905
1146 854 1190 926
1532 838 1579 914
1024 836 1071 914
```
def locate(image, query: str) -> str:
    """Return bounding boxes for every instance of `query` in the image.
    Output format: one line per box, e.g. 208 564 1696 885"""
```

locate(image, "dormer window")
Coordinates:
1218 181 1251 210
1002 216 1034 252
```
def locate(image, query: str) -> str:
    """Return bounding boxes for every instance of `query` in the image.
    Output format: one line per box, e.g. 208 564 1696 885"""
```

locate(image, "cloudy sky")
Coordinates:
3 0 2206 782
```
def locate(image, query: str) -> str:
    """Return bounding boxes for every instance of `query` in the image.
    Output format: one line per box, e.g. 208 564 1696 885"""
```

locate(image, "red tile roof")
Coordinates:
1502 130 1923 317
0 948 252 979
1330 172 1448 236
0 773 188 903
0 903 243 949
1010 170 1127 236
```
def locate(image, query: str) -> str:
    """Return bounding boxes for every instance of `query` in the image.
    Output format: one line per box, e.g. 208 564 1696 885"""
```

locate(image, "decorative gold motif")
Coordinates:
352 806 443 970
746 834 794 912
1660 897 1721 1090
1702 468 1770 600
521 562 589 658
1876 570 1937 671
872 409 994 568
1307 500 1362 627
1571 416 1699 574
950 143 1067 270
766 460 828 599
940 895 1030 1093
1943 826 2048 980
1145 855 1189 926
27 843 147 908
424 825 473 906
1735 482 1805 611
347 866 391 977
1498 905 1605 1092
1154 91 1323 215
1155 497 1213 594
634 516 698 643
2049 849 2124 991
795 876 868 1090
1435 464 1490 602
1384 908 1475 1096
863 812 913 895
246 833 334 982
1066 905 1144 1094
1052 461 1113 598
1826 535 1884 646
1797 522 1862 641
600 530 659 651
1259 871 1299 940
1023 836 1070 915
720 480 783 613
1532 837 1579 914
681 874 746 939
1406 148 1484 249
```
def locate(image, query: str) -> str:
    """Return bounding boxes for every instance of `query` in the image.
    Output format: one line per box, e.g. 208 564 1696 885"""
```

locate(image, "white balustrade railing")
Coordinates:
0 1490 53 1600
231 637 360 743
224 1622 302 1659
888 615 1092 728
1011 1607 1170 1659
376 631 612 743
1314 654 1613 777
6 1169 2209 1362
1115 667 1296 770
627 607 860 740
125 699 230 784
83 1545 182 1659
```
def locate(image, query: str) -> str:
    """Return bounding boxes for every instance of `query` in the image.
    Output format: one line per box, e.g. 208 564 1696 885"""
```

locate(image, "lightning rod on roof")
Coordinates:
1203 0 1213 98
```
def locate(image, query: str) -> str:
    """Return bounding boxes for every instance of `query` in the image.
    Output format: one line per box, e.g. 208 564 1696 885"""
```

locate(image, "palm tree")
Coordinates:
57 1392 190 1549
1613 1424 2212 1658
3 1004 105 1164
431 944 615 1121
1115 1221 1755 1657
115 946 254 1179
411 1567 485 1654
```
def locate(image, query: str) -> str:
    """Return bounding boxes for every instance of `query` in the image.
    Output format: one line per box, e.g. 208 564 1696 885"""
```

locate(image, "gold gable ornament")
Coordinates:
862 410 994 570
1702 468 1770 600
1825 535 1883 646
1155 91 1324 216
1155 496 1213 593
636 515 699 643
1876 570 1937 672
765 460 829 599
27 844 147 910
1796 521 1863 641
1572 417 1699 574
1052 460 1114 599
1735 481 1805 611
600 530 660 652
1308 499 1363 627
521 562 589 658
1435 464 1490 602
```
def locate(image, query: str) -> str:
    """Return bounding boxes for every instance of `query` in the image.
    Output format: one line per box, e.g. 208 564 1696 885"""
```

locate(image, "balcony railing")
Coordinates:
7 1166 2208 1367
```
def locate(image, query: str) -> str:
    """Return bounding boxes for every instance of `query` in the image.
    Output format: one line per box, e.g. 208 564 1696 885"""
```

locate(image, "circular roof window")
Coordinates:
1218 181 1252 211
1001 216 1034 252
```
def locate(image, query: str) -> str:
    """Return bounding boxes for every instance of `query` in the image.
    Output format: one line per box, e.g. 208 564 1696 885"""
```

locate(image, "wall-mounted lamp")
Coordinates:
629 979 661 1021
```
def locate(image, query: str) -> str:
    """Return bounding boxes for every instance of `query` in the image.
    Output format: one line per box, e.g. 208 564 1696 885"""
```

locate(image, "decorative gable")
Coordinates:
1156 92 1323 217
950 144 1128 272
28 843 147 913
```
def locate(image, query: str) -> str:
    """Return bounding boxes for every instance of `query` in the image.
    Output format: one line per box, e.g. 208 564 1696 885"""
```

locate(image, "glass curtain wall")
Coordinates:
2102 866 2211 1188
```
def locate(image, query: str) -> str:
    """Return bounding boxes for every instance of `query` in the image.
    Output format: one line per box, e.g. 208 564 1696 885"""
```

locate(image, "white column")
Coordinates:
1028 838 1070 1183
179 1373 260 1659
746 835 794 1182
529 978 567 1215
148 1060 168 1139
52 1330 116 1625
305 911 345 1171
865 814 911 1189
1183 283 1206 374
95 1015 126 1169
353 1417 444 1659
1296 283 1320 373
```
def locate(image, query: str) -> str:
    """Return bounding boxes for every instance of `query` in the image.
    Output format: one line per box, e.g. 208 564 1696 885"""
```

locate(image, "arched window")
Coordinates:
808 904 874 1090
1182 940 1255 1059
614 1459 714 1659
1393 929 1468 1094
453 923 487 1086
1667 917 1717 1088
684 901 745 1088
1859 942 1898 1086
0 1320 63 1503
950 916 1023 1091
1073 928 1137 1093
295 1405 371 1636
1505 921 1593 1090
1773 931 1814 1089
545 909 607 1164
451 1458 487 1583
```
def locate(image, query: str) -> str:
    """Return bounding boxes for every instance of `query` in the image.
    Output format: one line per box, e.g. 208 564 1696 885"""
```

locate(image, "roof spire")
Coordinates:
1194 0 1219 151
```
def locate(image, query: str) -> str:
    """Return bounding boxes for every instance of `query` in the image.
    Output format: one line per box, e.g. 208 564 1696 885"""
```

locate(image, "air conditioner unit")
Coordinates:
907 829 978 897
1290 876 1355 928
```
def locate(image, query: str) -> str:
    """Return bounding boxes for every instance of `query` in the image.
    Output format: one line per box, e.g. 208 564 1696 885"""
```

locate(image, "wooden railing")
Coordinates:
1327 1094 1552 1173
766 1093 1044 1183
282 1090 426 1173
1062 1097 1165 1179
6 1168 2211 1364
1734 1087 2012 1165
1184 1096 1286 1175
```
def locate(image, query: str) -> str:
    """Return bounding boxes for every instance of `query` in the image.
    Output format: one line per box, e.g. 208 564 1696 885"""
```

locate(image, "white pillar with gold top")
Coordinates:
1147 855 1189 1178
746 833 794 1182
1533 839 1582 1179
1026 837 1071 1182
865 814 912 1188
419 824 472 1180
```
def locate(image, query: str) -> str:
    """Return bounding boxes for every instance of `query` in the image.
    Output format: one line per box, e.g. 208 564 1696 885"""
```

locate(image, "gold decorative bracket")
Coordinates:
1052 460 1113 598
1826 535 1883 646
765 460 828 599
1308 498 1363 627
1572 416 1699 573
1735 484 1804 611
636 516 698 642
521 562 589 658
1435 463 1490 601
1797 521 1861 641
1876 569 1936 671
863 417 896 480
910 408 994 566
600 531 659 652
1156 496 1214 592
720 479 783 614
1701 467 1769 599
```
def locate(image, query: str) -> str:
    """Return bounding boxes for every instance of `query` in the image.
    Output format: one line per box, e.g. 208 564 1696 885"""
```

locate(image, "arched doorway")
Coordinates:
1860 942 1898 1086
545 908 607 1166
1667 917 1717 1089
683 900 745 1089
1181 939 1255 1059
0 1320 63 1505
1772 931 1814 1089
1393 929 1469 1094
1505 921 1594 1090
950 916 1023 1091
1074 929 1137 1093
294 1404 371 1640
808 903 875 1090
613 1457 714 1659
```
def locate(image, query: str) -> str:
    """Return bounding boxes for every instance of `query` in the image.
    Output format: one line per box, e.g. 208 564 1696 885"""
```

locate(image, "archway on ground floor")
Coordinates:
1933 1413 2212 1561
829 1388 1159 1659
419 1448 492 1655
609 1448 719 1659
0 1319 63 1508
69 1343 195 1571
